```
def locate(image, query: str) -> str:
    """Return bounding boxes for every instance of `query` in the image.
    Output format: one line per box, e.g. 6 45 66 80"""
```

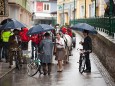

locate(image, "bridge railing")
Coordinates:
70 17 115 36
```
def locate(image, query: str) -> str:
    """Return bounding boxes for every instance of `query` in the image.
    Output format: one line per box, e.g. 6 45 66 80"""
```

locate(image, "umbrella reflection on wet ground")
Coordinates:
0 33 112 86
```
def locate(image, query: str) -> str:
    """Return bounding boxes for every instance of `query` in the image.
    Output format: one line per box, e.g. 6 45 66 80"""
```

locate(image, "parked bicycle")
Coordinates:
78 48 91 74
27 53 42 76
11 47 22 70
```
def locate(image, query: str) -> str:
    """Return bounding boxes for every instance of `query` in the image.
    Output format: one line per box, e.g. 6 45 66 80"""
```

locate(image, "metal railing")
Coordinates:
70 17 115 36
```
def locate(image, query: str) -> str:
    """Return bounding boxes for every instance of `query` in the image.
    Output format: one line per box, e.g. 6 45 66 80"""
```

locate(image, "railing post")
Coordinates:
109 0 113 36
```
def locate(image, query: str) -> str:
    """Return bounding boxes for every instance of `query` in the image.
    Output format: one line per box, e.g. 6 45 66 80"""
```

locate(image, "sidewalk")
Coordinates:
0 61 15 79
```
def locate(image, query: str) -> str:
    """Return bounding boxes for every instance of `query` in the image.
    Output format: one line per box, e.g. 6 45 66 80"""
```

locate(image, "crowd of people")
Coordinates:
0 25 92 75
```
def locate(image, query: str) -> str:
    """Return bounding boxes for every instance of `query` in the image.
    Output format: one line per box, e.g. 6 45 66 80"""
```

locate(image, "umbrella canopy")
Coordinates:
0 18 13 25
0 19 26 30
27 24 54 35
71 23 97 34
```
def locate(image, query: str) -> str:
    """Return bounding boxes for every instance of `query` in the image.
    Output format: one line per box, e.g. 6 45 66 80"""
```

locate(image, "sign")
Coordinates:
36 2 43 12
0 0 8 16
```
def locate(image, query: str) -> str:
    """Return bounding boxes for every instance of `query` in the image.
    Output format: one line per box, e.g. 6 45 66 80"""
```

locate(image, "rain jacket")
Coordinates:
19 28 30 42
31 34 43 45
61 27 67 34
1 31 12 42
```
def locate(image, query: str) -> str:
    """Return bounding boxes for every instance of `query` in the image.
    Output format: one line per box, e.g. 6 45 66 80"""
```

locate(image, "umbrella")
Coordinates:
0 19 26 30
71 23 97 34
0 18 13 25
27 24 54 35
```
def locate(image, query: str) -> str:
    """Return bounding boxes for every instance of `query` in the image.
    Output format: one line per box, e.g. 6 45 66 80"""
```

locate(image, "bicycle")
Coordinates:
27 53 42 76
78 49 91 74
12 47 22 70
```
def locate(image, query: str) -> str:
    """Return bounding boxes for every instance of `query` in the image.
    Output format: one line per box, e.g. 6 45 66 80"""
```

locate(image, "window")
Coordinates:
80 5 85 18
43 3 50 11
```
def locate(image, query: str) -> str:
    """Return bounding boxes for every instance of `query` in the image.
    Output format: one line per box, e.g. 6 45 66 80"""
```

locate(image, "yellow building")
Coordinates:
57 0 107 25
57 0 77 26
76 0 106 18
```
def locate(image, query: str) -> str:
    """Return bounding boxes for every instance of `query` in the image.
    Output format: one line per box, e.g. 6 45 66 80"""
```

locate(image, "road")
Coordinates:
0 33 114 86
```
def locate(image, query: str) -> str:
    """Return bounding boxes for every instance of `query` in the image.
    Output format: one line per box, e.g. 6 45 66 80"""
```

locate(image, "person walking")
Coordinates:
39 32 53 75
19 27 30 50
55 33 65 72
1 30 12 62
79 30 92 73
8 29 22 68
30 34 39 59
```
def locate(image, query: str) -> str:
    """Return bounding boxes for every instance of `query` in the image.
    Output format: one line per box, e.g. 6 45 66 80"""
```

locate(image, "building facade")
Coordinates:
33 0 57 25
57 0 108 25
57 0 76 26
0 0 33 28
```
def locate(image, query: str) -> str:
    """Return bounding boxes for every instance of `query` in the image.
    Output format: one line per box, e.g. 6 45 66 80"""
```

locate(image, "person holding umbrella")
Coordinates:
79 30 92 73
8 29 22 68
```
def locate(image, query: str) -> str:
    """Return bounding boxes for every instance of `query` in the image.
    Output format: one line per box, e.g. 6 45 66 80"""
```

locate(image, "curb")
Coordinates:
0 67 15 79
91 53 115 86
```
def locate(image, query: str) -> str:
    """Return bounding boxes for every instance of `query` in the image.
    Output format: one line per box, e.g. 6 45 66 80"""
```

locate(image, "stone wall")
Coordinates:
78 32 115 81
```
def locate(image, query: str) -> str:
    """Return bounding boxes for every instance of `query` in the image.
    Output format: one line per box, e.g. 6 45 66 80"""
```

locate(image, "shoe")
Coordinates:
57 70 63 72
48 72 50 75
43 72 47 75
9 65 12 68
84 69 91 73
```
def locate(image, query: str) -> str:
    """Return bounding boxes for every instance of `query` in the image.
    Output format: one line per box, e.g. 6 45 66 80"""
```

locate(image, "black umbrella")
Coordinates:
27 24 54 35
71 23 97 34
0 18 13 25
0 19 26 30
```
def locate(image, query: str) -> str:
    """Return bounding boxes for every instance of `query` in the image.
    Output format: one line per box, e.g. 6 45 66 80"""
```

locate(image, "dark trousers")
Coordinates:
31 42 38 59
3 42 9 61
85 53 91 71
21 42 28 50
42 63 52 74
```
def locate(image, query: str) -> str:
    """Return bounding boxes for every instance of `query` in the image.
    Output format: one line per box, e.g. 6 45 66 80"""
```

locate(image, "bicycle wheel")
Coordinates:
27 60 40 76
79 56 86 74
14 51 21 70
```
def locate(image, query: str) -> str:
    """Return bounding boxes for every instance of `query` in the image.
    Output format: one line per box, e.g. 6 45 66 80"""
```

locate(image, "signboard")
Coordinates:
0 0 8 16
36 2 43 12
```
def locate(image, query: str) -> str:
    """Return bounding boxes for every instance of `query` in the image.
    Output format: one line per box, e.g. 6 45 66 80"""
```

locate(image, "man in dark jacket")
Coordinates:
79 30 92 73
8 29 21 68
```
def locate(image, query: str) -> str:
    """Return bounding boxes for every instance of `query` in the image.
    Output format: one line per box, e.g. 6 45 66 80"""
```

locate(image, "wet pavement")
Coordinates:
0 60 15 79
0 33 115 86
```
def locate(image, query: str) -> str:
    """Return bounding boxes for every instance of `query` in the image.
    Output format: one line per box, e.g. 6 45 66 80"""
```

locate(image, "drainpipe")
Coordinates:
95 0 96 17
74 0 75 25
85 0 86 18
63 3 64 25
